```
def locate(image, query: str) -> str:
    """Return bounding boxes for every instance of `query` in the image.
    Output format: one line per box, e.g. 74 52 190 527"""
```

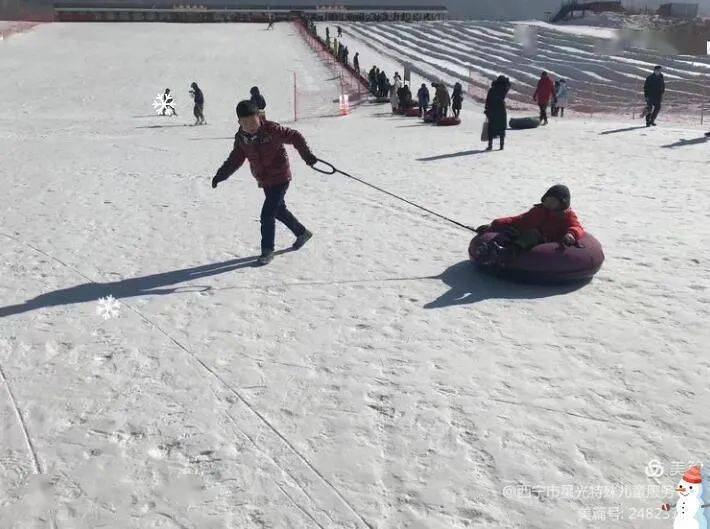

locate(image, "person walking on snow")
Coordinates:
451 82 463 118
390 76 402 112
250 86 267 118
555 79 569 118
189 82 205 125
368 66 377 94
353 52 360 74
434 82 451 121
533 71 554 125
550 80 560 117
162 88 177 116
337 25 343 37
643 65 665 127
484 75 510 151
211 101 318 265
417 83 430 117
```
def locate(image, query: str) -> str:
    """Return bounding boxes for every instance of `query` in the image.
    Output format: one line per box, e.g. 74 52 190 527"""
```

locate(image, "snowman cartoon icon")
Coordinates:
662 465 709 529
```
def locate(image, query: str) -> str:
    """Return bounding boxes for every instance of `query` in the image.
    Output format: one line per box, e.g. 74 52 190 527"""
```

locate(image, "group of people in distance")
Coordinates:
159 84 205 125
158 84 268 126
366 66 463 123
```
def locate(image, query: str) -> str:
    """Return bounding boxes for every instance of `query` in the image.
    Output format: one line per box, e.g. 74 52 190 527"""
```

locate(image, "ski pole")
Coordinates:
310 158 477 233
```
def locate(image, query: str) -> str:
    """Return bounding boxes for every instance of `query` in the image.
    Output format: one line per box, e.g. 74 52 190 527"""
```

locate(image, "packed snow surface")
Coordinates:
1 21 710 529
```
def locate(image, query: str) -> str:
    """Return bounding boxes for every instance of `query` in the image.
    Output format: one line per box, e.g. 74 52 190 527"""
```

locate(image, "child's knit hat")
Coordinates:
541 185 571 209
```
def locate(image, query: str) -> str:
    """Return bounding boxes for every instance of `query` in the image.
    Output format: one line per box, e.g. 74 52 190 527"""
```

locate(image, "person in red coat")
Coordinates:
475 185 584 265
211 100 318 265
533 71 555 125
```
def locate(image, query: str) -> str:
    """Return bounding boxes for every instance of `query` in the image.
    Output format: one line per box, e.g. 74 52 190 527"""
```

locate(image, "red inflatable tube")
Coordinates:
468 231 604 284
437 116 461 126
404 107 421 117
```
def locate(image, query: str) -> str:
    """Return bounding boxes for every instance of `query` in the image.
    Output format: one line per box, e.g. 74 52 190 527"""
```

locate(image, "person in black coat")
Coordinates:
377 70 388 97
400 84 413 108
451 82 463 118
643 65 665 127
353 52 360 74
484 75 511 151
189 82 205 125
368 66 377 93
250 86 267 117
417 83 430 116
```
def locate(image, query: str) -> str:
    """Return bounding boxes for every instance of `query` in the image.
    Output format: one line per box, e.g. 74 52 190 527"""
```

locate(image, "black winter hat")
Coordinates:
250 86 260 95
236 100 258 118
541 184 571 209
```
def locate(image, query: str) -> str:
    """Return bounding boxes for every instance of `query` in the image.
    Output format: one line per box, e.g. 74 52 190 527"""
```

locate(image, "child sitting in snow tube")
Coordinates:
469 185 604 283
437 116 461 126
423 108 435 123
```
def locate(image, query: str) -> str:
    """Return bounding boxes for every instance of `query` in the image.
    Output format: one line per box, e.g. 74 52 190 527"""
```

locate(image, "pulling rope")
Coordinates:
311 158 477 233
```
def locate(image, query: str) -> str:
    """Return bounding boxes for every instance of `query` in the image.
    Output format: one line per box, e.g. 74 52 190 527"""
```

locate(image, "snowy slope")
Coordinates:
1 20 710 529
327 21 710 119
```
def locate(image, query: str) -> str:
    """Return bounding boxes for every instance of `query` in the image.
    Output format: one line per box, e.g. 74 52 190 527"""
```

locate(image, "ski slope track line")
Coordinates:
0 358 58 529
0 231 373 529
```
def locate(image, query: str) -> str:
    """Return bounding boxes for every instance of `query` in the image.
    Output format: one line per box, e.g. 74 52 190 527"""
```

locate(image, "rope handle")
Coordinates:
310 158 337 175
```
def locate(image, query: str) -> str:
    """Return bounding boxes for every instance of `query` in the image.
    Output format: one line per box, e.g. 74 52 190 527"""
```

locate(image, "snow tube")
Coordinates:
404 107 421 117
437 116 461 126
468 231 604 284
509 117 540 130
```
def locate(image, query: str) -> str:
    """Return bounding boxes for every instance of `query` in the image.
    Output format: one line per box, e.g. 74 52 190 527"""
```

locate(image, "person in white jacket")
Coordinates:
390 77 402 112
555 79 570 117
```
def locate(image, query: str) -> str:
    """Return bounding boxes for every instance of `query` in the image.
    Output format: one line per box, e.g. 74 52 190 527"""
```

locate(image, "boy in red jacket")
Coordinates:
211 100 318 265
475 185 584 265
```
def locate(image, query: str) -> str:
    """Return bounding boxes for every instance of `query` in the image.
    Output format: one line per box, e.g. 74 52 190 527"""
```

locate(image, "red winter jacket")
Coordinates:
214 121 315 188
533 76 555 105
492 205 585 241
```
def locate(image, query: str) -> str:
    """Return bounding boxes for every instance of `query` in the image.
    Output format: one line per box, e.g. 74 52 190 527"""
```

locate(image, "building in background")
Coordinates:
658 2 699 17
3 0 710 22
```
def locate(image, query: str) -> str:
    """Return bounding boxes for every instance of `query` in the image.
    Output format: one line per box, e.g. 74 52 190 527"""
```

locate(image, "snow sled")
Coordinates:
403 107 421 117
437 116 461 126
468 231 605 284
509 117 540 130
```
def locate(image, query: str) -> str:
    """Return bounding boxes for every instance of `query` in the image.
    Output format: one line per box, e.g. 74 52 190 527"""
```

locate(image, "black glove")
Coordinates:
305 155 317 166
211 176 219 189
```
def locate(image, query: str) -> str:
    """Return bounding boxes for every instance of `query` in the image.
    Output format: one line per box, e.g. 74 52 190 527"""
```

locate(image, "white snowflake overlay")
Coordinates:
96 295 120 320
152 92 177 115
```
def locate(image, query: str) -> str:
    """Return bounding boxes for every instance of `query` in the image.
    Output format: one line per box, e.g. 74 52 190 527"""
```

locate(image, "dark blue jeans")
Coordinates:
261 182 305 251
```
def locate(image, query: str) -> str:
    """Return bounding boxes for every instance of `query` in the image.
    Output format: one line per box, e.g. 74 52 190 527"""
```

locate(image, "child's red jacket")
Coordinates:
492 205 585 241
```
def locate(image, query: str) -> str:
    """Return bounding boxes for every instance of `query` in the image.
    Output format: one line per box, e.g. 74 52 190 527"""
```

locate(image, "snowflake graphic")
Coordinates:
96 295 120 320
152 92 177 115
